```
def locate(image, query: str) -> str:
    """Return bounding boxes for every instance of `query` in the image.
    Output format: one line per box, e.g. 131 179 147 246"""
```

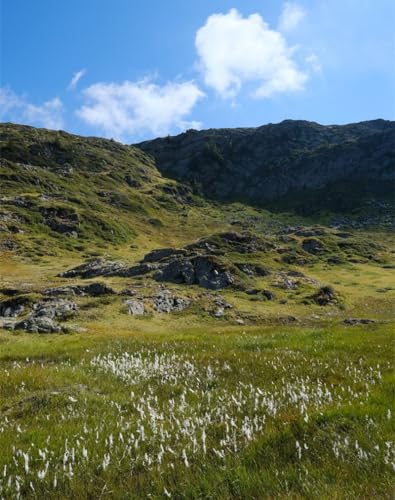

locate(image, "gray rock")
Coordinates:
60 258 126 278
44 282 115 297
14 316 62 333
142 248 187 263
153 290 190 313
33 299 78 320
343 318 375 325
235 263 270 276
0 296 30 317
214 307 225 317
125 299 145 316
122 263 157 277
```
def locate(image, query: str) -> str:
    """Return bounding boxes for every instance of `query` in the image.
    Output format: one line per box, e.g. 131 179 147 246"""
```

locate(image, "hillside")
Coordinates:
0 122 394 498
138 119 395 214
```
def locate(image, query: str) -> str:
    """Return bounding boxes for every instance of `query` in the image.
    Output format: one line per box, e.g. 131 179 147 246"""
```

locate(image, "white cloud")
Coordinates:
0 87 64 129
68 69 86 90
195 8 308 99
278 2 306 33
305 53 322 73
76 78 205 141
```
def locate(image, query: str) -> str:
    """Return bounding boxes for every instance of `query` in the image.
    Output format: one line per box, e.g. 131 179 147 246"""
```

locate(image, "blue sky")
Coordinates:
1 0 394 142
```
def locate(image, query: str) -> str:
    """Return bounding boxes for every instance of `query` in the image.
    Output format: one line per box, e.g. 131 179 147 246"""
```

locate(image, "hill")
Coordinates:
137 119 395 214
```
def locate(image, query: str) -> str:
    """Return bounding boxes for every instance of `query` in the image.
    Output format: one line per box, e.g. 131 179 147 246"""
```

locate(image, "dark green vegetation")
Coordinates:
0 122 394 498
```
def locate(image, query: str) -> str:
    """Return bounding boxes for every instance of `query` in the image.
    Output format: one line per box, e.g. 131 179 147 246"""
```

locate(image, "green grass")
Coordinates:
0 322 394 499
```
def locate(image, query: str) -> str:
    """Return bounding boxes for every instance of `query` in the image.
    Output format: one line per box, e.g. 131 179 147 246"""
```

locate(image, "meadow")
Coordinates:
0 320 394 499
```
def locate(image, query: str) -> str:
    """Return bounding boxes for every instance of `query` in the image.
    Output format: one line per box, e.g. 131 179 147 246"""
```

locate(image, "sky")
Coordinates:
1 0 394 143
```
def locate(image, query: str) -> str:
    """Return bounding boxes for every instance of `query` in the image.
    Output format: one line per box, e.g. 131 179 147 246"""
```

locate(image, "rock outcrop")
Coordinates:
137 119 395 213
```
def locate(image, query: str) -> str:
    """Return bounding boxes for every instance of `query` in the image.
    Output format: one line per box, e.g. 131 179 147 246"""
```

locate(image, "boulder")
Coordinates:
14 316 62 334
153 290 190 313
32 299 78 320
124 299 145 316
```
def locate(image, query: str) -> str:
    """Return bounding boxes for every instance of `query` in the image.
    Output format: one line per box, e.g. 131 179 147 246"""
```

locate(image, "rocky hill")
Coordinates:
137 119 395 213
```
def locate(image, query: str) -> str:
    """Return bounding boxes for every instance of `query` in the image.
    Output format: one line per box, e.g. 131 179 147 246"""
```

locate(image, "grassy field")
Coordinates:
0 320 394 499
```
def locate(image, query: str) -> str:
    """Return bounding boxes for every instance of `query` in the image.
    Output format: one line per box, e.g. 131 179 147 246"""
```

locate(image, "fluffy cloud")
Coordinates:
195 8 307 99
68 69 86 90
0 87 64 129
278 2 306 33
76 79 204 141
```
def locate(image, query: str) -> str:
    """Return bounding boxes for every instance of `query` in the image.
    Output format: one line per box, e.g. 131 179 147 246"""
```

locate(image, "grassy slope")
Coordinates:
0 124 394 498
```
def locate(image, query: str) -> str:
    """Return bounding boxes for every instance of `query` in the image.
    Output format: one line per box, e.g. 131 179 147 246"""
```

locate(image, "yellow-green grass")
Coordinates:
0 321 394 499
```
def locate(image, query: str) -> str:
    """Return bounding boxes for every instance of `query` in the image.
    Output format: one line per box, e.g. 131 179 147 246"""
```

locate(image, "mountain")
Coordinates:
137 119 395 214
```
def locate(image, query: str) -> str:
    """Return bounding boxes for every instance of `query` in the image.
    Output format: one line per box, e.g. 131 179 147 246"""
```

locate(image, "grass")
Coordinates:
0 323 394 498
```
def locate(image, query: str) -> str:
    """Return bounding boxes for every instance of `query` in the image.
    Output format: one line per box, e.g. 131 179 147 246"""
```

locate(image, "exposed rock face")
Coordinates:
0 296 30 317
44 282 115 297
155 255 234 290
142 248 188 263
6 298 78 333
14 316 62 334
60 232 260 290
60 259 126 278
137 119 395 212
32 299 78 320
153 289 190 313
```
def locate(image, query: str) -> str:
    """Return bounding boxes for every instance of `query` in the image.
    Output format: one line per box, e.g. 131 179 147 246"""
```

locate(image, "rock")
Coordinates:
245 289 260 295
212 296 233 309
235 318 245 325
214 307 225 317
302 238 324 255
44 282 115 297
60 258 126 278
310 286 339 306
14 316 62 333
142 248 187 263
122 263 157 277
124 299 145 316
39 206 79 236
0 296 30 317
262 289 276 300
274 275 298 290
235 263 270 276
153 290 190 313
343 318 375 325
32 299 78 320
155 255 234 290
